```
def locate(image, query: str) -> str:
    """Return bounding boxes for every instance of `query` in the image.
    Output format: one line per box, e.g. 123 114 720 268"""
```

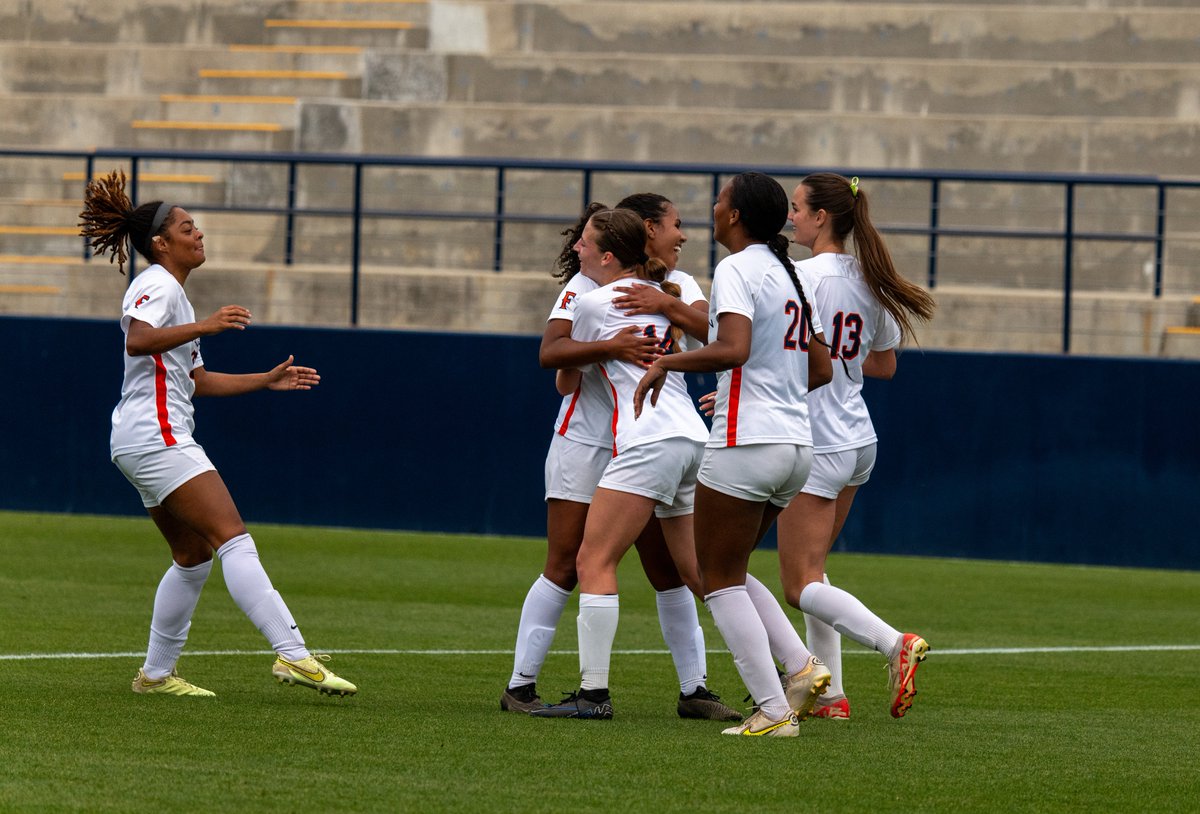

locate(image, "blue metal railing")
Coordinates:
4 147 1194 352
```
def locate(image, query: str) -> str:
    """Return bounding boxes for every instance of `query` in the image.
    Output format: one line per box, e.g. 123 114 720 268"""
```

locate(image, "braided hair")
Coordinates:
78 170 174 275
727 172 832 358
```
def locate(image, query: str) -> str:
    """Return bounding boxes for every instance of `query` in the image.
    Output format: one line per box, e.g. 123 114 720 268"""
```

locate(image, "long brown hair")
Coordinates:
78 170 175 275
801 172 935 341
591 206 684 350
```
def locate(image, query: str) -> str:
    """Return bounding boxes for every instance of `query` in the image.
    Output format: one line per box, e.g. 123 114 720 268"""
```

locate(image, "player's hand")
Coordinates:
697 390 717 417
265 355 321 391
634 362 668 418
607 325 664 368
199 305 252 335
614 283 672 316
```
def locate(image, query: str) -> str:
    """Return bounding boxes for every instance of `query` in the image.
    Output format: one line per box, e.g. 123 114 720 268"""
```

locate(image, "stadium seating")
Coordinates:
1 0 1197 355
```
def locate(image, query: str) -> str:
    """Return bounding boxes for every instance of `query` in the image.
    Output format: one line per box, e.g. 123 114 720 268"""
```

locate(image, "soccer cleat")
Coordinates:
783 655 832 720
888 633 930 718
529 689 613 719
721 709 800 737
812 695 851 720
131 668 215 697
500 683 543 713
272 653 357 697
677 687 743 722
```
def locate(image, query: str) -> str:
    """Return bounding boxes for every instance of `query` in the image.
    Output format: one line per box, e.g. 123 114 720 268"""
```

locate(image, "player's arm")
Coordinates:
861 348 897 380
613 284 710 343
124 306 251 357
556 368 582 396
193 356 320 397
808 332 833 390
538 318 662 370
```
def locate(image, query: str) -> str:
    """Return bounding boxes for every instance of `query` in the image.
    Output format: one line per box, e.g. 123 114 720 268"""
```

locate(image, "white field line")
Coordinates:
2 644 1199 662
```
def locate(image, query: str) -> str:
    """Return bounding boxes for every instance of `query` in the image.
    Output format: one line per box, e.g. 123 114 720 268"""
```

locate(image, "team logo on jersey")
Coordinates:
559 291 577 310
134 294 151 308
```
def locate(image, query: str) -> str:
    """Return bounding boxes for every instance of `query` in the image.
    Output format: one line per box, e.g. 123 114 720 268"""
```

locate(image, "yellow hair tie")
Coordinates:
849 176 860 197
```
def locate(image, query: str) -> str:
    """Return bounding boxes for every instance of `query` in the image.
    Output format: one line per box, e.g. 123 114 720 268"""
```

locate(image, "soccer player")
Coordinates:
502 197 741 722
79 170 356 698
635 172 835 736
530 207 709 719
776 173 936 719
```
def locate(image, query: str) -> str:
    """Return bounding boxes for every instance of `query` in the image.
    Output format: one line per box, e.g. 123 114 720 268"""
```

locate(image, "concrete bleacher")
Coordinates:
1 0 1198 356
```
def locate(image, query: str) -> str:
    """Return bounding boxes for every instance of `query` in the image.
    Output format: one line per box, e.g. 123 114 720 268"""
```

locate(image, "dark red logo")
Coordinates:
134 294 151 308
559 291 577 310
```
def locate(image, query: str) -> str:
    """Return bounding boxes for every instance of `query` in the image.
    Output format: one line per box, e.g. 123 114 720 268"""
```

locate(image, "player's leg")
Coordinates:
502 497 585 712
162 470 356 696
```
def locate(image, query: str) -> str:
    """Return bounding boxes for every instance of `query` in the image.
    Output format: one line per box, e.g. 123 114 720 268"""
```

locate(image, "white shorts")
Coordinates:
801 444 878 499
597 437 702 518
113 443 216 508
544 433 611 504
698 443 813 507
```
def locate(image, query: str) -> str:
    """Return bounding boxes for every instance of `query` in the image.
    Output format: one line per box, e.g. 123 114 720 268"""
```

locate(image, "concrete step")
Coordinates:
1160 327 1200 358
1 0 429 46
448 3 1200 63
0 43 366 95
368 51 1200 118
3 256 1192 358
296 98 1200 177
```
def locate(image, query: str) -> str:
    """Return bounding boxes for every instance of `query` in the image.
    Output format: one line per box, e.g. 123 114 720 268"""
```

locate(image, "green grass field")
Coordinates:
1 510 1197 813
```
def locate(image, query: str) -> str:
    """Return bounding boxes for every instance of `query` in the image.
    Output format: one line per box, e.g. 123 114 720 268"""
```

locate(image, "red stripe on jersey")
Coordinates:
726 366 742 447
557 385 582 436
599 365 619 456
152 353 178 447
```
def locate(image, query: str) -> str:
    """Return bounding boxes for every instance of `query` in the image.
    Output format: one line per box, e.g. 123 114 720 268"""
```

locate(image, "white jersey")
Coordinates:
706 243 825 448
547 273 611 448
571 279 709 455
547 269 707 448
797 253 901 453
110 265 204 457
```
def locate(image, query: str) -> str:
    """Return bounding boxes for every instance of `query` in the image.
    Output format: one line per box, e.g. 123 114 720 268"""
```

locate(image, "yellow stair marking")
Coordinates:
0 283 64 294
0 226 78 236
0 255 83 266
161 94 298 105
229 44 362 54
62 172 216 184
131 121 284 132
199 68 348 79
264 19 414 29
1165 326 1200 335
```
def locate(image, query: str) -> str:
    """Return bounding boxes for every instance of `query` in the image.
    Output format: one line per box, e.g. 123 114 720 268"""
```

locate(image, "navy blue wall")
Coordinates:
2 316 1197 569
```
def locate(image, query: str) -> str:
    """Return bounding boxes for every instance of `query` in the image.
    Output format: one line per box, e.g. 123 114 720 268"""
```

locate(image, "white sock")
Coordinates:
656 585 707 695
804 574 844 699
509 575 571 689
798 580 901 657
577 593 619 692
216 533 308 661
745 573 811 675
142 559 212 679
705 585 790 720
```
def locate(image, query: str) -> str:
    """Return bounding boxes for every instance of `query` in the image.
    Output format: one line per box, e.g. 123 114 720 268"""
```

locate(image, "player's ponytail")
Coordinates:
78 169 175 275
802 172 935 342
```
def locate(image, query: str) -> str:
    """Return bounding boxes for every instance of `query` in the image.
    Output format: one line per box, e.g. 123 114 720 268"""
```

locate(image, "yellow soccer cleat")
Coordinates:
132 668 215 697
721 709 800 737
783 655 832 721
272 653 357 697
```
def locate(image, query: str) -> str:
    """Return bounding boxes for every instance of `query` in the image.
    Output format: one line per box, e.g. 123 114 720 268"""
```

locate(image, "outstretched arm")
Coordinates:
193 355 320 397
